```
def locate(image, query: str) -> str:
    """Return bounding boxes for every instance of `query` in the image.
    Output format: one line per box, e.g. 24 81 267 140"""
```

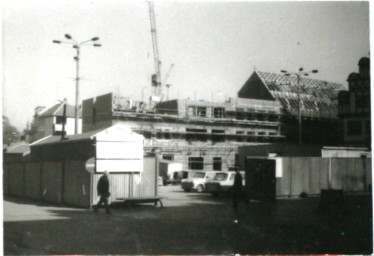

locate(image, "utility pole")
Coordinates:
281 68 318 145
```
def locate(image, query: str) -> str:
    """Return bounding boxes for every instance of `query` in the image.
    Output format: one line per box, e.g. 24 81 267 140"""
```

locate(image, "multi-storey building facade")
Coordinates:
30 102 82 142
82 93 283 171
238 70 346 145
338 57 371 148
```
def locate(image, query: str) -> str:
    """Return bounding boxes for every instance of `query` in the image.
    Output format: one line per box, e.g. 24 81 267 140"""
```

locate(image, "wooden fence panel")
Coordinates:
3 163 10 195
64 161 91 207
277 158 291 197
7 162 24 197
41 162 63 203
24 162 41 200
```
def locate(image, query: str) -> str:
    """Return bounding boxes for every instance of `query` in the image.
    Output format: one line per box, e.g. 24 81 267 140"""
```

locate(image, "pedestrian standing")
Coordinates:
232 167 244 224
93 171 111 214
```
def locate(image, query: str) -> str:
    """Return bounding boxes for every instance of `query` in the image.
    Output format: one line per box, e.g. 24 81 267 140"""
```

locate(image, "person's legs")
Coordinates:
232 194 239 223
103 196 111 213
93 196 104 212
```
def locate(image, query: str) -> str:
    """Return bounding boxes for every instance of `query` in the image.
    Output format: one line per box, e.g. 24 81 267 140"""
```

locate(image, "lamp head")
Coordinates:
65 34 72 40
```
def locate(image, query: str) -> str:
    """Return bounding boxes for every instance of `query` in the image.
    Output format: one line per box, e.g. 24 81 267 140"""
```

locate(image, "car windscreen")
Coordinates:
213 173 228 181
193 172 206 178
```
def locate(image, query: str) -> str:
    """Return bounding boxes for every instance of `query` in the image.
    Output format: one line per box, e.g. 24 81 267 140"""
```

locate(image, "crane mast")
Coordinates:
148 1 162 99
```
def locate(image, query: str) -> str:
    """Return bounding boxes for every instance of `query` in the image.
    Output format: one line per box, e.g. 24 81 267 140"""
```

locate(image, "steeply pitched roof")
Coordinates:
38 103 81 118
253 71 347 118
256 71 345 100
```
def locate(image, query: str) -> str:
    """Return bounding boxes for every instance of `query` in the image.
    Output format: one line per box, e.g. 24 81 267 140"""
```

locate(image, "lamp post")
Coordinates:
53 34 101 134
280 68 318 145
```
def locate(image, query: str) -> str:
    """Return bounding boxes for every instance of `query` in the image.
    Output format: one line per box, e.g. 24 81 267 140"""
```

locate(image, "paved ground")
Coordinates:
3 185 373 255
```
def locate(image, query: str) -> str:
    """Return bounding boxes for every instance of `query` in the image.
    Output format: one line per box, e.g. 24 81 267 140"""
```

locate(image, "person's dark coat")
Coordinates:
232 172 243 197
97 175 110 197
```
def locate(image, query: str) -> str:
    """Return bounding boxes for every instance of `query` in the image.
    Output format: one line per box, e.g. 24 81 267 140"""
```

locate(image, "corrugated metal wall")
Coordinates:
91 156 157 205
276 157 371 197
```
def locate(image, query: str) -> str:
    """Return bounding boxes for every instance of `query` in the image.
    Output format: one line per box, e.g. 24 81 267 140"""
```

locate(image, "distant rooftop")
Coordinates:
256 71 346 101
38 103 82 118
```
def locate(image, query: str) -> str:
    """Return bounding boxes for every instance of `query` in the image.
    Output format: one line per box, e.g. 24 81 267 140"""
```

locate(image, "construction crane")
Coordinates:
148 1 162 99
164 63 174 100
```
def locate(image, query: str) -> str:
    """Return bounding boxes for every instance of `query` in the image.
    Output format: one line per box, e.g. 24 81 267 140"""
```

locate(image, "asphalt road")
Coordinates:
3 185 373 255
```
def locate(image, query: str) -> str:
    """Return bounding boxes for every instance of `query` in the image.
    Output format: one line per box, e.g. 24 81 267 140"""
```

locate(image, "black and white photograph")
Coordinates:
2 0 372 255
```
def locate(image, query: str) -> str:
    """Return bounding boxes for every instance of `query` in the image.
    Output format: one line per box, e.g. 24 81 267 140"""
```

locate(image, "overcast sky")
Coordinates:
2 0 370 131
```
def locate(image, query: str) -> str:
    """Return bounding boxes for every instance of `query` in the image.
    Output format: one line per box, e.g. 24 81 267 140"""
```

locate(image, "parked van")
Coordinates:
159 160 183 185
205 171 245 197
181 171 217 193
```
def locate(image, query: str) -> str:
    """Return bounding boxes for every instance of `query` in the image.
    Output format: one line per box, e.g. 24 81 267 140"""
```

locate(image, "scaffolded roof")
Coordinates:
255 71 346 118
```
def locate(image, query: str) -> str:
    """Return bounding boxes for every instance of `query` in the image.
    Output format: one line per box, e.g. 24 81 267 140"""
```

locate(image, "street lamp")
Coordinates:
53 34 101 134
281 68 318 145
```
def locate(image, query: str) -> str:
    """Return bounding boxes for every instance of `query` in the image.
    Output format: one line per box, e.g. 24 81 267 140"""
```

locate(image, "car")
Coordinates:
181 171 217 193
205 171 245 197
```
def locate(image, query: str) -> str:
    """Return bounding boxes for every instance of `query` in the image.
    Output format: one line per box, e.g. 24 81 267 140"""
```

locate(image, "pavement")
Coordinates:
3 185 373 255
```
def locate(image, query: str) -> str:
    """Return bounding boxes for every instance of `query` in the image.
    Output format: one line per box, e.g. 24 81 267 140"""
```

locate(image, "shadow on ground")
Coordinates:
3 194 372 255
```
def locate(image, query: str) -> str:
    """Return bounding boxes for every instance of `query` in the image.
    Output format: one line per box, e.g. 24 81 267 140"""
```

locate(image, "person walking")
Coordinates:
232 167 244 224
93 171 111 214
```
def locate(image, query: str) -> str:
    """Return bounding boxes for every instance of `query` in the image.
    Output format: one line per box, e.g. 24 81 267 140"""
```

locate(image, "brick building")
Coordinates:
338 57 371 148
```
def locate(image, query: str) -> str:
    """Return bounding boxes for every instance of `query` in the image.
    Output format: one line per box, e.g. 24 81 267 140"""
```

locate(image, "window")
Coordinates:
164 132 171 140
212 129 225 142
213 173 228 181
236 131 245 142
162 154 174 161
196 107 206 117
56 116 66 124
213 157 222 171
347 121 362 136
193 172 206 178
186 128 207 133
236 109 245 120
213 107 225 118
188 157 204 170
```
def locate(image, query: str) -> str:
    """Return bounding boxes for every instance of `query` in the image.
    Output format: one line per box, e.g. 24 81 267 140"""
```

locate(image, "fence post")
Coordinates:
328 157 332 189
361 155 367 192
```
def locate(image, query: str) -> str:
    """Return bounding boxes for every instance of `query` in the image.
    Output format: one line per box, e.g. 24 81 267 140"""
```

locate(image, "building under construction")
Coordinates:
239 70 346 144
82 68 345 171
82 93 283 171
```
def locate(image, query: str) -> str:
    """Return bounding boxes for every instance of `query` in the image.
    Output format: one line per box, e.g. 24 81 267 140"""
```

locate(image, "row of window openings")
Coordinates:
144 131 277 140
162 155 222 171
187 106 279 121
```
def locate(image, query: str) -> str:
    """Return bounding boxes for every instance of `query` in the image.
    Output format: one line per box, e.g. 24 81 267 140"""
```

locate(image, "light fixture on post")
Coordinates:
281 68 318 145
53 34 101 134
